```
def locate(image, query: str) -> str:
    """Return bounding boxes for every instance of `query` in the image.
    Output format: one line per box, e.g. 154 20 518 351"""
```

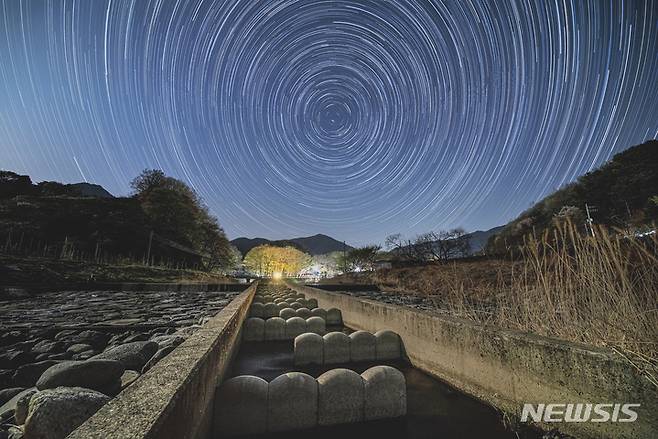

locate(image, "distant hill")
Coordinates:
465 226 505 253
68 183 114 198
486 140 658 253
231 234 352 256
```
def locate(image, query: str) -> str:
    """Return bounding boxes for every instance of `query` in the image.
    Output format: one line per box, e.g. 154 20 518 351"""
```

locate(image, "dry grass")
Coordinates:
337 224 658 377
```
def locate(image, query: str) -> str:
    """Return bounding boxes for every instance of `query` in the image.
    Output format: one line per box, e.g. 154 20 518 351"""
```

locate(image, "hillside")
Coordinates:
487 140 658 253
231 233 352 256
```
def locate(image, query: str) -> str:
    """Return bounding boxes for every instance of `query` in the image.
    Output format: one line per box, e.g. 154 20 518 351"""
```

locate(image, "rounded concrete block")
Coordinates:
265 317 287 341
306 298 319 308
311 308 327 320
273 298 286 304
285 317 307 339
326 308 343 325
250 303 264 318
243 318 265 342
295 307 312 319
362 366 407 421
267 372 318 432
294 333 324 366
305 316 326 335
323 332 350 364
289 302 303 310
279 307 296 320
349 330 376 362
317 369 364 426
263 302 280 319
214 375 268 436
375 330 401 360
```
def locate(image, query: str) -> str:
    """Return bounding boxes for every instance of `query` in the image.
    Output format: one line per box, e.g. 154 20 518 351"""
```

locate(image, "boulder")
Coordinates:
349 331 376 362
268 372 317 432
317 369 364 426
284 317 307 340
66 344 93 355
36 360 124 393
323 332 350 364
362 366 407 420
14 388 39 424
294 333 323 366
0 388 36 422
0 388 25 406
23 387 110 439
264 318 286 341
375 330 401 360
92 341 158 371
214 376 268 436
305 317 325 335
13 361 60 387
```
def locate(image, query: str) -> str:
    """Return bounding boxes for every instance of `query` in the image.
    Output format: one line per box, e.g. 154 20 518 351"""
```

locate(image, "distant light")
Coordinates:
272 272 283 280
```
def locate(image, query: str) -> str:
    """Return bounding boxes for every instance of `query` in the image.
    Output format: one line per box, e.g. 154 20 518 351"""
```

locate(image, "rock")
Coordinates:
141 346 176 373
0 388 36 422
66 344 93 355
70 351 97 361
362 366 407 421
317 369 364 426
294 333 324 366
122 333 150 343
284 317 306 340
6 426 23 439
268 372 317 432
0 388 25 406
323 332 350 364
149 335 185 350
119 370 140 390
23 387 110 439
349 331 376 362
0 352 35 370
46 353 72 361
264 317 286 341
31 341 65 355
0 369 14 388
12 361 60 387
91 341 158 371
36 360 124 394
375 330 401 360
67 331 110 350
14 388 39 424
214 376 268 436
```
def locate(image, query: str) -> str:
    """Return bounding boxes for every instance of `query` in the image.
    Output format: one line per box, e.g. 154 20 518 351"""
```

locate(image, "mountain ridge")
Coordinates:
231 233 353 256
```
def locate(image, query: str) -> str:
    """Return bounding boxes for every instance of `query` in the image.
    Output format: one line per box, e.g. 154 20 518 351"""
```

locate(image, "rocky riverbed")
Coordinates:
0 289 238 439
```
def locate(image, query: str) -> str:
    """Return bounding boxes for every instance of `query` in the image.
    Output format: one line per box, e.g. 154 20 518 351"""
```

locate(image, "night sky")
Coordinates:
1 1 657 245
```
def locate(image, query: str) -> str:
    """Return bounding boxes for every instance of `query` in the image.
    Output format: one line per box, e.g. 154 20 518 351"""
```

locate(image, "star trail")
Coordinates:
1 0 657 245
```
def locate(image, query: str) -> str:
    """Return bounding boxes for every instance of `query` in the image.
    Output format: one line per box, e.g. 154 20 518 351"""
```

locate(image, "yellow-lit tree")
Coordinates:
243 245 311 277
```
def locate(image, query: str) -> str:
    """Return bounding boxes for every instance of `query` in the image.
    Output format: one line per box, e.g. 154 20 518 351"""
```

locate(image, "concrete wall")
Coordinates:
68 282 257 439
287 282 657 439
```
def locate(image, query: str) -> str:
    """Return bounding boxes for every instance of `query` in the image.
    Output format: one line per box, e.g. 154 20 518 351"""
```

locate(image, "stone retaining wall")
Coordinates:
67 282 257 439
287 282 658 439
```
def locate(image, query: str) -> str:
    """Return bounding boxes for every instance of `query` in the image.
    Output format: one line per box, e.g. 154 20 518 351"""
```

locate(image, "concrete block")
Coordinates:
263 302 280 318
214 376 268 436
267 372 318 432
311 308 327 320
285 317 307 339
326 308 343 325
306 317 325 335
362 366 407 421
289 302 303 310
375 330 402 360
249 303 264 318
317 369 364 426
323 332 350 364
294 333 324 366
349 330 376 362
306 298 318 308
243 318 265 342
279 308 296 320
295 307 312 319
265 317 286 341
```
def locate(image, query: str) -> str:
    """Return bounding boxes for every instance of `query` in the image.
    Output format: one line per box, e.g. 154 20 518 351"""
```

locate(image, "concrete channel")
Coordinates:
63 280 655 439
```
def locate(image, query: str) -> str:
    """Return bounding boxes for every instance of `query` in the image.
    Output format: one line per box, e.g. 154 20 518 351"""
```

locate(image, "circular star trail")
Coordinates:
1 0 657 244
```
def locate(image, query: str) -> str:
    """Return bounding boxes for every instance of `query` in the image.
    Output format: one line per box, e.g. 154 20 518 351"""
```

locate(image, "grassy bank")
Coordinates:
0 254 233 285
329 225 658 377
